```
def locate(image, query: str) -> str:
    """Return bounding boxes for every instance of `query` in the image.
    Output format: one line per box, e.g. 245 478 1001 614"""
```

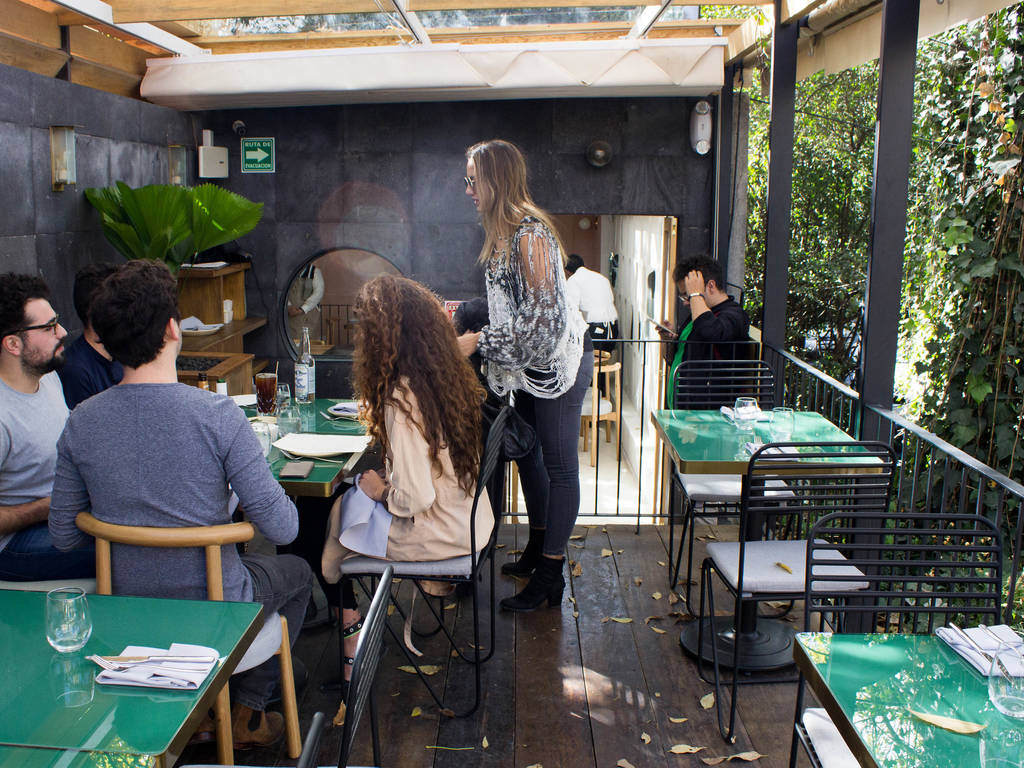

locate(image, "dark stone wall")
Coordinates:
0 63 193 337
0 60 713 397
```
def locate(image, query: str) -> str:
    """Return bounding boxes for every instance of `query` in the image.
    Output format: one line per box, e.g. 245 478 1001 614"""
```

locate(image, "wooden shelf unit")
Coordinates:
177 262 250 326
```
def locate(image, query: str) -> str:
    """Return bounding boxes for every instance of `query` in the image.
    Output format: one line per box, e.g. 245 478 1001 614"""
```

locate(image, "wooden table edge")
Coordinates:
792 636 879 768
159 603 264 766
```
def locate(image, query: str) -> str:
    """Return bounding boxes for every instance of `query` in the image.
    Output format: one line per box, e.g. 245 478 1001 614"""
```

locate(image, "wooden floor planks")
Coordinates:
176 522 804 768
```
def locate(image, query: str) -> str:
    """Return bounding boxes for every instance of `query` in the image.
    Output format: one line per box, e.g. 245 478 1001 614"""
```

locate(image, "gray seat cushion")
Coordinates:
706 539 868 595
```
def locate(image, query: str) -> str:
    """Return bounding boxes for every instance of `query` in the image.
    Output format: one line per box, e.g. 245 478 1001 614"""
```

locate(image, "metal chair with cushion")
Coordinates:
667 356 776 608
337 406 511 718
696 441 896 742
74 513 302 765
184 567 395 768
789 510 1003 768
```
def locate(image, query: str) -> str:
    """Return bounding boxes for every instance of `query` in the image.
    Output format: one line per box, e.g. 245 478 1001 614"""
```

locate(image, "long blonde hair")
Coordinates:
466 139 565 266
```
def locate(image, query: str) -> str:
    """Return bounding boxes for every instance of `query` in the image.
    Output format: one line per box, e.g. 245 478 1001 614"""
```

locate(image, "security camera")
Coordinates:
232 120 246 137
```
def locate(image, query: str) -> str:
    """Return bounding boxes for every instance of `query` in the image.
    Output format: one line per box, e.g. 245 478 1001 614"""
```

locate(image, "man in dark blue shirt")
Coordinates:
57 263 123 409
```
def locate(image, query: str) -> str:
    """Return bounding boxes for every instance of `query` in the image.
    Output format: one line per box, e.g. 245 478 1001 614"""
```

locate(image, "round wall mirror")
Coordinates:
282 247 401 360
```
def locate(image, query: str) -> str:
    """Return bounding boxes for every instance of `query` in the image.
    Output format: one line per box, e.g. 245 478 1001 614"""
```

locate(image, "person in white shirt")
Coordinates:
565 253 618 351
286 263 325 342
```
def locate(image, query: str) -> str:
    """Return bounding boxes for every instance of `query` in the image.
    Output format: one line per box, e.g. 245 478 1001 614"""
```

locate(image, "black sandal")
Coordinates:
342 615 363 676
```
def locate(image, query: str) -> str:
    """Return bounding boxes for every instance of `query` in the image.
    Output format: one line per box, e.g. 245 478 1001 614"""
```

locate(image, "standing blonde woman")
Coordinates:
457 139 592 612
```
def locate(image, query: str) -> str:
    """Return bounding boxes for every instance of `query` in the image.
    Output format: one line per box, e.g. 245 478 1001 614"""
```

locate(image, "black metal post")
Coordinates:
56 26 71 81
715 64 736 275
858 0 920 439
762 4 798 399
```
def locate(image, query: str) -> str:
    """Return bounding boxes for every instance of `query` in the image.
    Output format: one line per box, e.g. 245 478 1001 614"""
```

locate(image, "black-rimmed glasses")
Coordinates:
4 315 60 336
463 176 476 188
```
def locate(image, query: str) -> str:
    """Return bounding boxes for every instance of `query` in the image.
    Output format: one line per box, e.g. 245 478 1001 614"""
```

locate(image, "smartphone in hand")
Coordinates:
651 318 676 337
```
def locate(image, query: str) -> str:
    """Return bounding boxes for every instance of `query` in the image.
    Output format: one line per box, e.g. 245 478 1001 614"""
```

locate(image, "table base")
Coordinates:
680 616 796 671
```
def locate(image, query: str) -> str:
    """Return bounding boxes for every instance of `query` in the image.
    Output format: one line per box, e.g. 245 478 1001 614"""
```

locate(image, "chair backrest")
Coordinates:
338 566 394 768
590 360 622 410
806 511 1003 634
673 358 774 410
74 512 255 600
741 441 896 550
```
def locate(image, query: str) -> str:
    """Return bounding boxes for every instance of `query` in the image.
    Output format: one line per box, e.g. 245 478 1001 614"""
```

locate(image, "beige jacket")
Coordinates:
323 386 493 583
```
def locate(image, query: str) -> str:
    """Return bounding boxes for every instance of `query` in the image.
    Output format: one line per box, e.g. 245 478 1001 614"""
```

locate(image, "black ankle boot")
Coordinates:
500 556 565 612
501 527 545 576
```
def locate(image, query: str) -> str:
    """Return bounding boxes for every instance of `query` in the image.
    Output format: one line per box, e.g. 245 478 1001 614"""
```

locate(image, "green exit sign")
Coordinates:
241 138 275 173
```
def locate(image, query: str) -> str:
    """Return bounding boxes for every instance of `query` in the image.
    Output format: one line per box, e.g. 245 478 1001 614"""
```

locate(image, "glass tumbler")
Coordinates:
771 407 795 440
255 372 278 415
276 383 292 412
46 587 92 653
989 643 1024 719
277 405 301 438
251 421 273 458
733 396 759 430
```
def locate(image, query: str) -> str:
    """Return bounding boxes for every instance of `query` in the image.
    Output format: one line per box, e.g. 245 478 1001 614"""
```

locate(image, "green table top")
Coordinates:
245 398 367 497
794 633 1023 768
0 590 261 760
652 409 854 474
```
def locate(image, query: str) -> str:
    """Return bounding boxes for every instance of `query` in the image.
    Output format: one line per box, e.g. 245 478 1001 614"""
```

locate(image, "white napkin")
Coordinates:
180 315 224 332
328 401 360 418
180 261 229 270
230 393 258 407
721 406 771 423
95 643 220 690
338 474 392 558
935 625 1024 676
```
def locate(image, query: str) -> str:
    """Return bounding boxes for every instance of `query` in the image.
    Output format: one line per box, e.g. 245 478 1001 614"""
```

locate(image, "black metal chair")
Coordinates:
789 511 1003 768
337 406 511 717
667 355 776 609
697 441 896 742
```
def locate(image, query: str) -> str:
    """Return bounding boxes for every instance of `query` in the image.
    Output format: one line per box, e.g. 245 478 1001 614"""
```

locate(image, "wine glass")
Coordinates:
45 587 92 653
988 642 1024 719
771 407 795 440
733 397 759 430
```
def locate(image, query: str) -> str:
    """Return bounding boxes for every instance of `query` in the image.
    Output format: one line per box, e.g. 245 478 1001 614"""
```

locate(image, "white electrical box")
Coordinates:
198 145 229 178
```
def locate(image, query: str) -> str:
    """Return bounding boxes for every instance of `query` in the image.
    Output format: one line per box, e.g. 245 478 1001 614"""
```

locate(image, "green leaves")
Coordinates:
84 182 263 272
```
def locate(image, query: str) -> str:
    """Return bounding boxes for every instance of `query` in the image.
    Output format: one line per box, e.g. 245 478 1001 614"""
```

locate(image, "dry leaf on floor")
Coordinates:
601 527 607 532
644 615 662 624
568 596 576 604
398 664 442 675
655 692 661 697
617 759 637 768
495 543 506 549
601 548 613 557
668 592 680 605
570 542 584 549
640 732 651 744
411 706 422 718
908 709 986 733
526 763 543 768
482 736 489 749
451 649 459 657
569 534 584 540
669 716 688 724
651 591 663 600
440 708 455 718
573 611 580 618
611 617 633 623
617 549 623 554
572 561 583 577
444 602 456 610
657 560 667 567
700 693 715 709
387 604 396 616
669 744 705 754
651 627 667 634
333 701 347 726
634 576 643 586
700 751 766 765
509 549 523 555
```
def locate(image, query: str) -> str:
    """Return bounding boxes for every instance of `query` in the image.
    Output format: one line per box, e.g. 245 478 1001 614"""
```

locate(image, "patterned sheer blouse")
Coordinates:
477 217 585 398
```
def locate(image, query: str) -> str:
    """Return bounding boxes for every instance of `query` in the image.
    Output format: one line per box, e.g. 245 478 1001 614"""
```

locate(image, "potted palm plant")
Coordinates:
84 182 264 273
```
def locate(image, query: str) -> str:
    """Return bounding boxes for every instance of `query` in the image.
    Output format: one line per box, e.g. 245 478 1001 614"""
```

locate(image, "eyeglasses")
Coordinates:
463 176 476 188
4 315 61 336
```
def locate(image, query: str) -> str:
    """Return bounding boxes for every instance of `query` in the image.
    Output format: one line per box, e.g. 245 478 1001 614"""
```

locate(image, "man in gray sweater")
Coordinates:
49 260 312 750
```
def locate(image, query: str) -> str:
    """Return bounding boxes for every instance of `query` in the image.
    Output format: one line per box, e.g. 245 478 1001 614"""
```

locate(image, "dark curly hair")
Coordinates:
91 261 181 369
73 262 119 327
673 254 723 289
353 275 485 495
0 273 50 338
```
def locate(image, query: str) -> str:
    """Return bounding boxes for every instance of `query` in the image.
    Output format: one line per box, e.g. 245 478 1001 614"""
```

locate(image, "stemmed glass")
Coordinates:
988 642 1024 719
733 397 759 430
45 587 92 653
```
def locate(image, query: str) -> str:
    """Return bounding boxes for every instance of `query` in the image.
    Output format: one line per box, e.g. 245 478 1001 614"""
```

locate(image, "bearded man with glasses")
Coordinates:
0 272 94 581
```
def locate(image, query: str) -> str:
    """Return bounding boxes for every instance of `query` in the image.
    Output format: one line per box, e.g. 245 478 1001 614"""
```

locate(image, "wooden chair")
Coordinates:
580 359 621 467
183 567 395 768
74 513 302 765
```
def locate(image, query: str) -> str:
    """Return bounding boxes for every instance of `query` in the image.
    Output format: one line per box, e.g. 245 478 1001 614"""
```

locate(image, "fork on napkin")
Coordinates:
92 643 220 689
935 624 1024 676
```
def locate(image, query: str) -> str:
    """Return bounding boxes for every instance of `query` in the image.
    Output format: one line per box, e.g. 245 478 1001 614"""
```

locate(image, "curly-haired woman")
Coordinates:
321 275 493 673
457 139 592 612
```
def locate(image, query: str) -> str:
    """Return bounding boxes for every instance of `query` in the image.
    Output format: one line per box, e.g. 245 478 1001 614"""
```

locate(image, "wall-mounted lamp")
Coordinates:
49 126 76 191
690 100 712 155
168 145 188 186
585 140 612 168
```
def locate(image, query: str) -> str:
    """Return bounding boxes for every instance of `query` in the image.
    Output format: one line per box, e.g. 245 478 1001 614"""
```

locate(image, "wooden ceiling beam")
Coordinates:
109 0 768 23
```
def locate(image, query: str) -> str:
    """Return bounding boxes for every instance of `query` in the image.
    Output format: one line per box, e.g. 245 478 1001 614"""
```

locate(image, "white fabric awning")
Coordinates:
142 38 726 109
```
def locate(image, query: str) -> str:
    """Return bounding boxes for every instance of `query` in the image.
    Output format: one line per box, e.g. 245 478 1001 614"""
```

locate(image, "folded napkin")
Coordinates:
720 406 771 423
180 315 223 332
95 643 220 690
935 625 1024 676
327 401 360 418
338 474 393 558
